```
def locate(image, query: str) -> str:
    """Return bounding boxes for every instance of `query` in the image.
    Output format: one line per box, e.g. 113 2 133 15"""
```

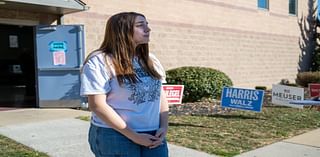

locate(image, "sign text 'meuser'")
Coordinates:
272 92 302 100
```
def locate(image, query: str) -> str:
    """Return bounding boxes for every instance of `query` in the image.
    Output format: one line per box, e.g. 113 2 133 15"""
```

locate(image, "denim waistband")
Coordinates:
137 130 157 136
90 124 157 136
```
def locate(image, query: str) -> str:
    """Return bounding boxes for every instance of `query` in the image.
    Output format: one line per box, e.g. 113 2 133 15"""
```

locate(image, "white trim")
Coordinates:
0 18 39 26
3 0 88 13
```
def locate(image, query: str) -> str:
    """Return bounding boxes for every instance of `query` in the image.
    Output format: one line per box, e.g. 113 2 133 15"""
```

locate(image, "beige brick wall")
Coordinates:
148 22 300 87
0 0 312 88
64 0 312 88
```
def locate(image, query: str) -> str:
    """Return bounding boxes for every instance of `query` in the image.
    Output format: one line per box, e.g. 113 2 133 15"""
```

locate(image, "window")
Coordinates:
258 0 269 9
289 0 297 15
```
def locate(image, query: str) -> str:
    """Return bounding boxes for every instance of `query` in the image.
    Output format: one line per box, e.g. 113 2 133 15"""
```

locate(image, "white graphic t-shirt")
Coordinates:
80 52 166 132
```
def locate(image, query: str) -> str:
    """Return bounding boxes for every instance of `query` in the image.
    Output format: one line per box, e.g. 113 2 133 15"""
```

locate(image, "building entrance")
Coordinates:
0 24 36 107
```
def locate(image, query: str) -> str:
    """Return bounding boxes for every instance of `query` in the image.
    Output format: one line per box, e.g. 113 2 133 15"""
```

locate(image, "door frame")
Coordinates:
0 18 39 26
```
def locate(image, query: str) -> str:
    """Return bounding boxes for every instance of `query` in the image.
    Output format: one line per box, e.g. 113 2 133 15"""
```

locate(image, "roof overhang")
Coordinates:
0 0 89 15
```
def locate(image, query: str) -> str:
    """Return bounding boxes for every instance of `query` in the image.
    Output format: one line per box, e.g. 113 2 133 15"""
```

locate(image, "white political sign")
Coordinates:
271 84 304 109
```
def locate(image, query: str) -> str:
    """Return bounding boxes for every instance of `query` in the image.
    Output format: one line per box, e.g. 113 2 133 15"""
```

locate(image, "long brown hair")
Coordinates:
94 12 161 85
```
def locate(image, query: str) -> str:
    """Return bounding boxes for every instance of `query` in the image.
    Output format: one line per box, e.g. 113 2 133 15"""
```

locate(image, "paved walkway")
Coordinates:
0 108 319 157
0 108 216 157
235 128 320 157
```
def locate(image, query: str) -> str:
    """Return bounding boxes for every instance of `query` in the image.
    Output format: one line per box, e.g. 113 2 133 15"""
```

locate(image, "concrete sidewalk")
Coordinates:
235 129 320 157
0 108 319 157
0 108 216 157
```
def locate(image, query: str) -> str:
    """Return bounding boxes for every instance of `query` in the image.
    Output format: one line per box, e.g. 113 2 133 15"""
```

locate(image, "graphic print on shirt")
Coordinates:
126 61 161 105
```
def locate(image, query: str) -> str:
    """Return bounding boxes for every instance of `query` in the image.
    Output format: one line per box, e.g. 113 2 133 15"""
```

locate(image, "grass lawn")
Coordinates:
167 106 320 157
0 134 49 157
1 106 319 157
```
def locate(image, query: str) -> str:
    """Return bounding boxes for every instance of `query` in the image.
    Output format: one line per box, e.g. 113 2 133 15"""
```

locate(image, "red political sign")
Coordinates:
162 85 184 105
309 83 320 97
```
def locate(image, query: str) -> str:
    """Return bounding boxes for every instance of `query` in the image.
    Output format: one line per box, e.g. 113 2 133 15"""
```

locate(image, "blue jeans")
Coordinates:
88 124 168 157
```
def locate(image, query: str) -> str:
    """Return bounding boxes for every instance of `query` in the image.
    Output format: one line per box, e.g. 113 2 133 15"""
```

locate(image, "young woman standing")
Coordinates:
81 12 169 157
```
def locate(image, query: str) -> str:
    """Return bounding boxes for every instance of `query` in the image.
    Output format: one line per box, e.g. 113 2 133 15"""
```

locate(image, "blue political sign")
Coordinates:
221 87 264 112
318 1 320 22
49 41 68 52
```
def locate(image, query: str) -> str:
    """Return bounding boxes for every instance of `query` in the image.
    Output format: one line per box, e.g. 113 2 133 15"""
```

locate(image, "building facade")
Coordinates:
0 0 315 107
64 0 313 88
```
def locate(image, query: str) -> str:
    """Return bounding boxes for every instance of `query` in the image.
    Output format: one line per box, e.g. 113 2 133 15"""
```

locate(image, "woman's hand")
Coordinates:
149 127 167 148
131 133 160 147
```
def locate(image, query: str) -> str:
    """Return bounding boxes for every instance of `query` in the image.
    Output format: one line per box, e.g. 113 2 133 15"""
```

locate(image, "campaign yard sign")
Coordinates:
221 87 264 112
308 83 320 97
272 84 304 109
162 85 184 105
318 0 320 22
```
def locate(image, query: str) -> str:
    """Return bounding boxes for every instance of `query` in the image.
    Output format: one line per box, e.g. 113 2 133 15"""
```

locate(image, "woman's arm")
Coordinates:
88 94 159 147
151 89 169 148
159 89 169 130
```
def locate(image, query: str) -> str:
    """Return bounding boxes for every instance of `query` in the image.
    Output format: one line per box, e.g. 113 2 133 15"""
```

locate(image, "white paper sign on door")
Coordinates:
53 51 66 65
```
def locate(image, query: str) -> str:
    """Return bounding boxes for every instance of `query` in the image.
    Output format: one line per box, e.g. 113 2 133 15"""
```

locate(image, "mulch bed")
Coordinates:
169 89 320 115
169 100 228 116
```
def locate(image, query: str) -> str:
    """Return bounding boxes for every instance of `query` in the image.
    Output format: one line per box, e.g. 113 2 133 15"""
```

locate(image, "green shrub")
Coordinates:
255 86 267 90
284 83 298 87
165 66 233 102
279 79 298 87
296 71 320 87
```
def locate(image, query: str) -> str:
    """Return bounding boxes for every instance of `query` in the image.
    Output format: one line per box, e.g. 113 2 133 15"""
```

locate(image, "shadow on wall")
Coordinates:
61 81 80 100
298 0 317 72
60 74 88 107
